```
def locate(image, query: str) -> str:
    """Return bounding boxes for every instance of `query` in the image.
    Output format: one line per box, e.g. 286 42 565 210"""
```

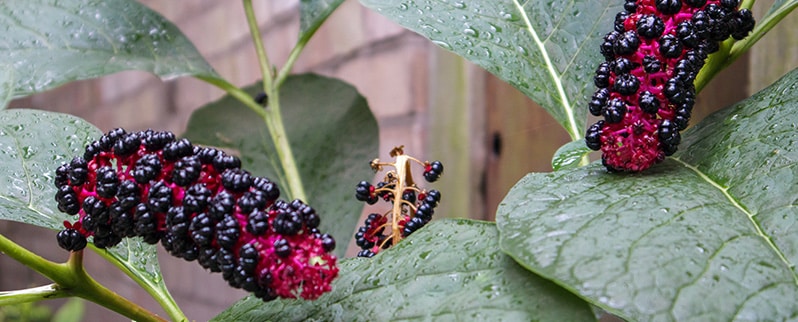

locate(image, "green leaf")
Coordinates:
183 74 378 258
299 0 345 41
212 219 595 322
0 109 176 318
0 109 99 229
497 68 798 320
359 0 620 140
0 66 13 110
551 139 591 171
0 0 218 98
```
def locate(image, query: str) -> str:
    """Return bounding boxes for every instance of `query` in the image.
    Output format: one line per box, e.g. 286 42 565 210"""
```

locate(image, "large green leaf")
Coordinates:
0 109 100 229
212 219 594 322
0 109 174 315
0 66 13 110
359 0 620 140
497 68 798 320
183 74 378 258
299 0 345 40
0 0 218 98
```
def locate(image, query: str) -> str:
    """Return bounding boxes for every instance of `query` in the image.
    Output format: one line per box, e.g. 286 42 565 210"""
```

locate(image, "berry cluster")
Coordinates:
354 146 442 257
586 0 754 171
54 129 337 301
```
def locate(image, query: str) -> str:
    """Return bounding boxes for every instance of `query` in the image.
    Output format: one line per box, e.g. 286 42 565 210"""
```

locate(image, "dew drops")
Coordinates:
499 11 518 21
431 40 452 50
453 1 466 9
419 250 431 259
421 23 441 34
22 146 37 159
695 245 705 253
463 27 478 37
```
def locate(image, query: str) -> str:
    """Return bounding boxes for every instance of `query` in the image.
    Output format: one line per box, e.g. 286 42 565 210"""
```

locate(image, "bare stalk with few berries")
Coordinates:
354 146 443 257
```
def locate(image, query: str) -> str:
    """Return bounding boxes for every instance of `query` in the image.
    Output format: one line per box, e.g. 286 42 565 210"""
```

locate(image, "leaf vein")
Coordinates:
667 233 752 320
559 2 615 77
511 0 579 140
673 158 798 285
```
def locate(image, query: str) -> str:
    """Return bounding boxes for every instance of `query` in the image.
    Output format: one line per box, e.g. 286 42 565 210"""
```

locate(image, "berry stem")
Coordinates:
390 154 412 241
0 234 166 321
694 37 735 93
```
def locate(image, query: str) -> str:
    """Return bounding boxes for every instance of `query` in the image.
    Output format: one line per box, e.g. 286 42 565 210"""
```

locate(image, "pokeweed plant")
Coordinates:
0 0 374 320
0 1 796 322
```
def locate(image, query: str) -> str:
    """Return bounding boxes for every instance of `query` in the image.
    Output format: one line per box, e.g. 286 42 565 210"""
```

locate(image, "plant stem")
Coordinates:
0 234 165 321
0 233 64 278
90 245 187 322
262 91 307 201
0 284 68 306
694 38 735 93
195 76 267 119
64 252 167 322
243 0 274 91
695 0 798 93
240 0 307 201
731 0 797 56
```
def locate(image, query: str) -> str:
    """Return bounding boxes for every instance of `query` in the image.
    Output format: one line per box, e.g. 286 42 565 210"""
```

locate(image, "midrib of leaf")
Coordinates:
512 0 580 140
8 131 50 222
673 157 798 285
0 117 69 226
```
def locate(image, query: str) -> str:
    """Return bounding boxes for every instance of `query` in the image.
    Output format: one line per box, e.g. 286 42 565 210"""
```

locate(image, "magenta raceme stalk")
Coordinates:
586 0 754 172
54 128 337 301
353 146 443 258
